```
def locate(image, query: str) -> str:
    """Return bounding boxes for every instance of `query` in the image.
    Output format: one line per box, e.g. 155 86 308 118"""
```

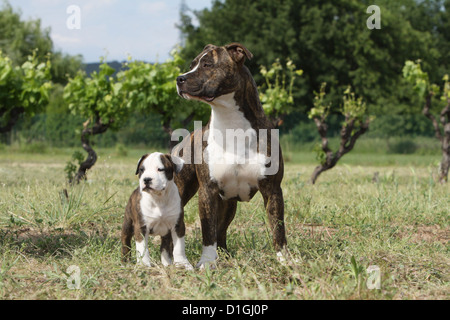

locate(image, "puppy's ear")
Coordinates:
136 155 148 176
163 154 185 175
226 43 253 65
171 156 185 174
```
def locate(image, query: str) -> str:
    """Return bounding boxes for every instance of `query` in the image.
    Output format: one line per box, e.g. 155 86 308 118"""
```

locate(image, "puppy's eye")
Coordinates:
203 63 212 68
139 168 145 173
158 168 165 172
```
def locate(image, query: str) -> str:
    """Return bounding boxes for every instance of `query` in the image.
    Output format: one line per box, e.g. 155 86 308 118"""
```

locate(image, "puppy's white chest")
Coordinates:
139 189 180 236
206 93 267 202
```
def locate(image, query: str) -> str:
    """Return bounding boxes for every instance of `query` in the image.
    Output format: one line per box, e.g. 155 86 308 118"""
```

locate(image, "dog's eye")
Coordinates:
158 168 165 172
139 167 145 173
203 63 212 68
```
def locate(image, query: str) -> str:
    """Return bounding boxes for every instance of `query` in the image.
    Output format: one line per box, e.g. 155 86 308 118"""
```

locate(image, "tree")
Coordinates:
0 2 52 66
259 58 303 127
0 50 52 134
64 50 208 183
178 0 444 126
64 60 125 183
403 60 450 183
118 50 207 149
0 2 83 85
309 83 372 184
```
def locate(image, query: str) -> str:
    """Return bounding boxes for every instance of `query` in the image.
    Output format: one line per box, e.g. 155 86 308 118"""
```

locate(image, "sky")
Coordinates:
8 0 211 63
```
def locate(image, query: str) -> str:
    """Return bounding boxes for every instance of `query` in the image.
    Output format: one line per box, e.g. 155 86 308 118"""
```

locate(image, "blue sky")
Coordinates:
8 0 211 63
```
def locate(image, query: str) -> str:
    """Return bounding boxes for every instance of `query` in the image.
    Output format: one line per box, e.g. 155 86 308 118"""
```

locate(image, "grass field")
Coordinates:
0 146 448 300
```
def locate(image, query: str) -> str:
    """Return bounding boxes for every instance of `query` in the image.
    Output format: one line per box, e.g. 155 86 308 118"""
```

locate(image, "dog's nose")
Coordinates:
143 178 152 185
177 76 186 84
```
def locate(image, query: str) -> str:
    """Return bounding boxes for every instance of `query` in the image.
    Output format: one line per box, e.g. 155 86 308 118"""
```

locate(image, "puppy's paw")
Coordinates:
174 259 194 271
138 259 154 268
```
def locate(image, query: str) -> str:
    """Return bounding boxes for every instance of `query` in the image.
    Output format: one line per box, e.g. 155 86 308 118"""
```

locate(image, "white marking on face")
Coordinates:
177 52 209 99
205 93 268 201
139 153 169 194
181 52 208 77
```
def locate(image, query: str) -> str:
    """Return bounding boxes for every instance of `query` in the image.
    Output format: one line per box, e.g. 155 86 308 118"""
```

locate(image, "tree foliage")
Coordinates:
259 58 303 127
403 60 450 183
63 50 207 182
64 60 125 131
178 0 448 122
118 50 207 141
0 50 52 133
0 2 82 85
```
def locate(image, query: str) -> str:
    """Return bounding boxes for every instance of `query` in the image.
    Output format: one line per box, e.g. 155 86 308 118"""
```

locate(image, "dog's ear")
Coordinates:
171 155 185 174
163 154 185 175
226 43 253 65
136 154 148 176
203 44 216 52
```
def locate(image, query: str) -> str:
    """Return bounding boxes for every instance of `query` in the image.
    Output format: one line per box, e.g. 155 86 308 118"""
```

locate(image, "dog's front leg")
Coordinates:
196 187 219 269
172 231 194 270
170 212 194 270
135 227 152 267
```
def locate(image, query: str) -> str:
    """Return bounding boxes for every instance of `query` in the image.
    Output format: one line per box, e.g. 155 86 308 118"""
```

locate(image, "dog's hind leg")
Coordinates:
160 233 173 266
121 214 133 263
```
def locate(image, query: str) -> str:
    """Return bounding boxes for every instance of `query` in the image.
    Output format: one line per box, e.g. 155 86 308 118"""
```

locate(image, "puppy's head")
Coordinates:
136 153 184 194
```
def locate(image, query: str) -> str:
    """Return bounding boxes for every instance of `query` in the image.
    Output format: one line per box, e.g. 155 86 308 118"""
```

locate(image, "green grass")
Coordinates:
0 146 448 300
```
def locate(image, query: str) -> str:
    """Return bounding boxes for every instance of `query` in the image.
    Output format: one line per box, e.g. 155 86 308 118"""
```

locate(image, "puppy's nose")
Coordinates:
177 76 186 84
143 178 152 185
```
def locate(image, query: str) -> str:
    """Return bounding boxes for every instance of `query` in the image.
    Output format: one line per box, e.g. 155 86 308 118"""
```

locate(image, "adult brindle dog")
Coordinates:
174 43 287 268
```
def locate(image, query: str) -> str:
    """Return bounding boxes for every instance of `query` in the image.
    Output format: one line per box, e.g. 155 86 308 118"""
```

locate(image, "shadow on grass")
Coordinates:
0 227 117 259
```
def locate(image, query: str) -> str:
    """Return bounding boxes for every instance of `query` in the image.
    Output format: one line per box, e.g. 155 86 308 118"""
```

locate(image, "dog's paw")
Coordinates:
137 259 154 268
196 245 218 269
174 260 194 271
161 251 173 267
276 249 300 266
196 260 217 270
277 251 287 263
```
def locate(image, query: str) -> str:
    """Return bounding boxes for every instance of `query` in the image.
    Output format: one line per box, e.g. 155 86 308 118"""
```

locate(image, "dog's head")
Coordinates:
176 43 253 103
136 153 184 194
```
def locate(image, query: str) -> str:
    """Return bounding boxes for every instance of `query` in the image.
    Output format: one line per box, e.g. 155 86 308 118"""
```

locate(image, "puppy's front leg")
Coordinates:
171 230 193 270
172 215 193 270
135 229 152 267
160 233 173 267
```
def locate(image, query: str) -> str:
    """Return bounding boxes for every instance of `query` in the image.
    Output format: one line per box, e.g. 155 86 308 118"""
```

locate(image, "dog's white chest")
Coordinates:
139 186 181 236
206 93 267 202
